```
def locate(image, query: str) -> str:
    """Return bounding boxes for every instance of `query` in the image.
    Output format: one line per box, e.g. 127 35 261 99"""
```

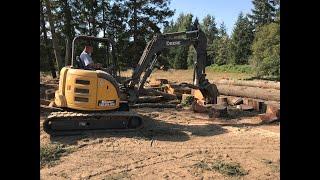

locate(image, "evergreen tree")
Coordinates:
163 13 193 69
200 15 218 66
218 22 227 37
250 23 280 78
201 15 218 43
211 21 230 65
124 0 174 67
230 13 254 64
248 0 276 28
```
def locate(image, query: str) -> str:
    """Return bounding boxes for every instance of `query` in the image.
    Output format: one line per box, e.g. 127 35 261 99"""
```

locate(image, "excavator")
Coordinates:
43 25 218 136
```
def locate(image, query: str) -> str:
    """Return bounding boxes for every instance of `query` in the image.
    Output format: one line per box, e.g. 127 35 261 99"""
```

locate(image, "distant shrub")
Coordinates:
208 64 254 74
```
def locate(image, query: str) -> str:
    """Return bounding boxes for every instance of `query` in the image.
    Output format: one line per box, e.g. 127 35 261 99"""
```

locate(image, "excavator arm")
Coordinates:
126 27 218 104
128 29 206 89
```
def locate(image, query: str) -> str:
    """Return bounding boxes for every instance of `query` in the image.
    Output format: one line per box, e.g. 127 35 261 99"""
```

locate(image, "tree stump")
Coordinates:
239 104 254 111
217 96 228 106
245 99 265 112
191 100 208 113
266 104 280 118
209 104 228 118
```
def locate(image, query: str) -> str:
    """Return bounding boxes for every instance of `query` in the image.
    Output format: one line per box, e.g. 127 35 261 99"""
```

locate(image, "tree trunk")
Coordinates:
62 0 73 66
44 0 63 71
40 0 56 78
212 79 280 90
217 84 280 101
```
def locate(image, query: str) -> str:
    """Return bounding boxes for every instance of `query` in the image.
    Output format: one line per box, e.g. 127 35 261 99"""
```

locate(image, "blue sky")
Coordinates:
167 0 254 36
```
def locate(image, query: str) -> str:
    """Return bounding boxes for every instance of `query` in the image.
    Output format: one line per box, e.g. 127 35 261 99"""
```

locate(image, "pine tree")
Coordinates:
218 22 227 37
40 0 57 78
230 13 254 64
211 21 230 65
200 15 218 66
248 0 276 28
250 23 280 78
124 0 174 67
201 15 218 43
164 13 193 69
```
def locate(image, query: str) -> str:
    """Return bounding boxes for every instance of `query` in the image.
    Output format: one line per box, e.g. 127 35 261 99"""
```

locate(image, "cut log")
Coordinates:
130 103 177 108
212 79 280 90
266 103 280 118
137 96 163 103
217 96 228 106
239 104 254 111
148 78 168 87
40 105 63 112
243 98 265 112
140 88 177 100
163 84 192 98
258 114 279 123
216 84 280 101
209 104 228 118
231 97 243 105
191 101 208 113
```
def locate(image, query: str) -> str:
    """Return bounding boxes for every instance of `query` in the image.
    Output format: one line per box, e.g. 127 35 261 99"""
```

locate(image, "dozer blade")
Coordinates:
43 111 143 136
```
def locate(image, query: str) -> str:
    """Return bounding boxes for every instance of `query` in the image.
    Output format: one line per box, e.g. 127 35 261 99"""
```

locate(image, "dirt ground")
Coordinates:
40 108 279 180
40 70 279 180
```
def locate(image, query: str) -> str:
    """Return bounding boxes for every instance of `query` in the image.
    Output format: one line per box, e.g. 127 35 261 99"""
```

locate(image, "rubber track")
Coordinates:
43 111 143 136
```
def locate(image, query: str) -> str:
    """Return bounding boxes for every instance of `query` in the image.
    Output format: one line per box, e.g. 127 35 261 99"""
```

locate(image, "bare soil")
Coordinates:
40 70 279 180
40 108 279 180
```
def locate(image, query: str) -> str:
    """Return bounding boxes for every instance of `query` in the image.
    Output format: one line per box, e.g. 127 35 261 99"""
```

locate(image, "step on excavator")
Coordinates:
43 24 218 136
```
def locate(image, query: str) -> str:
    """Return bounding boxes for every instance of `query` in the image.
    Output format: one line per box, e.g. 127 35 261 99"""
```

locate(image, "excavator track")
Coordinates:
43 111 143 136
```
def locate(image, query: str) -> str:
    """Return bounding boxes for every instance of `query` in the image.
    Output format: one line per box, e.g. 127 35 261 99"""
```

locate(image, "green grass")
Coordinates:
194 160 248 177
40 143 73 168
181 95 194 107
208 64 254 74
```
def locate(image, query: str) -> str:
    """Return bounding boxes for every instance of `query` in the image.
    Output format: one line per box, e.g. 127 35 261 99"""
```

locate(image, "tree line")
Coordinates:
40 0 280 79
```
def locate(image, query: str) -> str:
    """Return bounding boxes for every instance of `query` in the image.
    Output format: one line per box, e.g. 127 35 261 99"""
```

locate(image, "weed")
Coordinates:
194 160 248 177
40 143 73 168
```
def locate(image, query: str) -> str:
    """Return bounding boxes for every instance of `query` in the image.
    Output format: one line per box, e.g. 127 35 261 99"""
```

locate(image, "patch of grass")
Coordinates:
208 64 254 74
40 143 73 168
211 160 248 176
181 95 194 107
194 160 248 177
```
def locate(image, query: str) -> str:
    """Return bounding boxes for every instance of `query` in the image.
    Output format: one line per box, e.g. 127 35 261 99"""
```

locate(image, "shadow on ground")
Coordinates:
49 114 227 145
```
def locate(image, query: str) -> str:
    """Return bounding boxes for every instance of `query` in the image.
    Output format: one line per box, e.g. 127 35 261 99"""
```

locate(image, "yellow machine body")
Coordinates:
54 67 120 111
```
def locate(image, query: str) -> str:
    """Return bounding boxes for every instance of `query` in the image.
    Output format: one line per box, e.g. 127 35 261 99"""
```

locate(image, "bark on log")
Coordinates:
137 96 163 103
140 88 177 100
217 84 280 101
130 103 177 108
213 79 280 90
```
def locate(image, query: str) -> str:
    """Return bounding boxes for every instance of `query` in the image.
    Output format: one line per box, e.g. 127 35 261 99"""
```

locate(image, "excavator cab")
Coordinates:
54 36 122 111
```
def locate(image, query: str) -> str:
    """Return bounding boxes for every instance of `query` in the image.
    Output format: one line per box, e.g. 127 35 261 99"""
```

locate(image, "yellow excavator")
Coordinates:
43 36 143 135
43 25 218 136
